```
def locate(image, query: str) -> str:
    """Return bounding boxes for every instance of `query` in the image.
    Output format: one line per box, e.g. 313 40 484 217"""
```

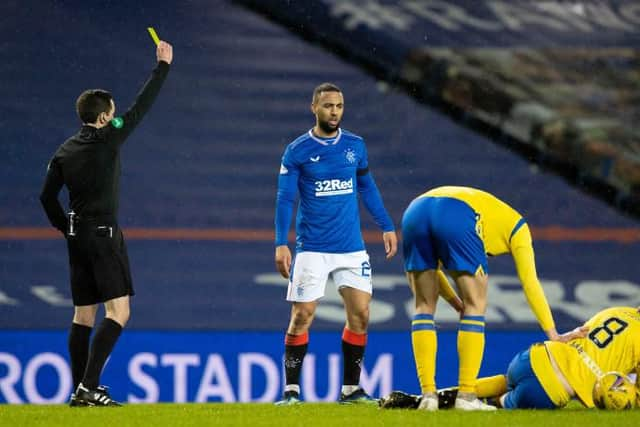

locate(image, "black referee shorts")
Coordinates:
67 222 134 306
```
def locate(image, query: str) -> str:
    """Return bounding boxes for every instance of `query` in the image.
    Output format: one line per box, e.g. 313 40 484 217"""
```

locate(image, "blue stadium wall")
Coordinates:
1 0 639 403
2 330 544 404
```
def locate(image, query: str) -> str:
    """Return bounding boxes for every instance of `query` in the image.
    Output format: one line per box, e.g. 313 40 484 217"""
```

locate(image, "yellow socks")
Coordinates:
411 314 437 394
457 315 485 394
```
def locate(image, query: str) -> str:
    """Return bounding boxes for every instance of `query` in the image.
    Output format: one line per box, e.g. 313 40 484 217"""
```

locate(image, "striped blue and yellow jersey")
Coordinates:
531 307 640 408
423 186 524 257
421 186 554 332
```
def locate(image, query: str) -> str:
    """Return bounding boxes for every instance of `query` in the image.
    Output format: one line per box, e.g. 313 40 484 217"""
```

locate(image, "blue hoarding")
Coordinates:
0 330 544 404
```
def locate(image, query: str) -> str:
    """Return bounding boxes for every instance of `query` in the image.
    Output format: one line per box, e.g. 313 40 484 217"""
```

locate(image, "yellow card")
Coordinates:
147 27 160 46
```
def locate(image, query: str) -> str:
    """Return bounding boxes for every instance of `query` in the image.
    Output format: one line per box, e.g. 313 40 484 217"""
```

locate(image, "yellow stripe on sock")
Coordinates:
459 319 485 326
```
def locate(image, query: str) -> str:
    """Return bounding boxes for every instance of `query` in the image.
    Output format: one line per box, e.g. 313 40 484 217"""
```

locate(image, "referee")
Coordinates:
39 40 173 406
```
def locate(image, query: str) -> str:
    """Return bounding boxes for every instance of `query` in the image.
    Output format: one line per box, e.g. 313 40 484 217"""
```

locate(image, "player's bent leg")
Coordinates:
502 348 558 410
453 272 488 398
477 375 508 399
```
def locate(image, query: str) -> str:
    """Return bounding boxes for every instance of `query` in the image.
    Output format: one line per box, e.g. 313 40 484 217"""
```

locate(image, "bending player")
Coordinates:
401 186 583 410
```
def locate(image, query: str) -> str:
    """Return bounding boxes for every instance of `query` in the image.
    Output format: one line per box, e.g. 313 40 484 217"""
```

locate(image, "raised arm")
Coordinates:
107 40 173 146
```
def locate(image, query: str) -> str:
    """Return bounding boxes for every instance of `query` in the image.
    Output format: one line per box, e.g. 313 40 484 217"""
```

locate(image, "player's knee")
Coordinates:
118 309 130 326
462 297 487 315
73 313 96 327
291 306 314 327
73 305 98 326
105 305 130 326
109 313 129 327
347 306 369 331
414 296 437 313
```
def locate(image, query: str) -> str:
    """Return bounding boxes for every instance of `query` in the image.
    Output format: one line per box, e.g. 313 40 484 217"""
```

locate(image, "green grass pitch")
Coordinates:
1 402 638 427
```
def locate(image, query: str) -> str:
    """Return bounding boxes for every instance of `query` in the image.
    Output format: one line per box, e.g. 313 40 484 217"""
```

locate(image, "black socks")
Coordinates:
81 318 123 389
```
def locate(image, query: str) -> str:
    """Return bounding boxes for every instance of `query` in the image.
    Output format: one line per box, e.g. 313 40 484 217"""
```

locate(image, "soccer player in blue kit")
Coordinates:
274 83 398 404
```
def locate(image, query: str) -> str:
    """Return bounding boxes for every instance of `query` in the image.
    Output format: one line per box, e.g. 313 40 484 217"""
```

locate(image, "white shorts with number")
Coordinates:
286 250 372 302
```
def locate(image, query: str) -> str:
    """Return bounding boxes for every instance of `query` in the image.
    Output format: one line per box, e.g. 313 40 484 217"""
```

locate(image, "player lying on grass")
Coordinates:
380 306 639 410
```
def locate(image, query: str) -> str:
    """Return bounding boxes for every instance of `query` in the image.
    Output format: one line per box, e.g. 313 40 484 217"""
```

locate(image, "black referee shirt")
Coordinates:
40 61 170 234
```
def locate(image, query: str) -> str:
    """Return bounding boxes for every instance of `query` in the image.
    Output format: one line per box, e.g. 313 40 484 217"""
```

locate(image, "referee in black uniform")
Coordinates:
40 40 173 406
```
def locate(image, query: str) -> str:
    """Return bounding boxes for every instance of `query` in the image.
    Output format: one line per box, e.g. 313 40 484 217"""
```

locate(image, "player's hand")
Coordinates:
157 41 173 64
558 325 589 342
275 245 292 279
454 299 465 317
547 325 589 343
383 231 398 259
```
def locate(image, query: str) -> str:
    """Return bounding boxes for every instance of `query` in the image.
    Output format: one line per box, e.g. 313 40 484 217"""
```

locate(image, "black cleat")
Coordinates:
68 392 88 407
379 391 421 409
75 383 122 407
437 387 459 409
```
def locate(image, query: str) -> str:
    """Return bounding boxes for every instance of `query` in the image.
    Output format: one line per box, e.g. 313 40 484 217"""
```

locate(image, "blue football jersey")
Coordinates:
275 128 392 253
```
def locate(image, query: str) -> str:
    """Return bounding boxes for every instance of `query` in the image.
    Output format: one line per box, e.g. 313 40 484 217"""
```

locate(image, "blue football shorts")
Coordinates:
401 196 488 275
503 348 556 409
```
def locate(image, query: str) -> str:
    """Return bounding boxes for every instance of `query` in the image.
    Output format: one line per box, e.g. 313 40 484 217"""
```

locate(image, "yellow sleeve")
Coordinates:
510 224 555 332
437 269 463 313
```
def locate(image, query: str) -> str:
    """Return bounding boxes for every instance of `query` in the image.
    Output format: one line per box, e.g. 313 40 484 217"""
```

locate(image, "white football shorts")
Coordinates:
286 250 372 302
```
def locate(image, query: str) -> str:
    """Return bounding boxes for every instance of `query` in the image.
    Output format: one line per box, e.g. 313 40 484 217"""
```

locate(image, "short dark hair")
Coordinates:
76 89 113 123
312 82 341 104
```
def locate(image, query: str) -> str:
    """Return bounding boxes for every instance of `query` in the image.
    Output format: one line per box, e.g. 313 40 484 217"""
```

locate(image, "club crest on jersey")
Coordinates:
344 148 356 164
315 178 353 197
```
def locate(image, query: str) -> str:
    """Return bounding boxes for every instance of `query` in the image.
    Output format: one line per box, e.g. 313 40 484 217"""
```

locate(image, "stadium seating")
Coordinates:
0 0 638 331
